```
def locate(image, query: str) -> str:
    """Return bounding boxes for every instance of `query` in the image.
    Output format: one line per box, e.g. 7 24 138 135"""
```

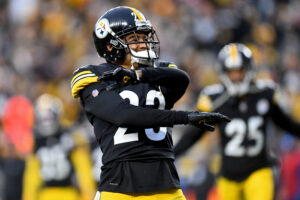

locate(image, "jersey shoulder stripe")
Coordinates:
71 66 99 98
196 94 213 112
254 79 276 90
196 84 226 112
202 84 225 96
253 79 280 104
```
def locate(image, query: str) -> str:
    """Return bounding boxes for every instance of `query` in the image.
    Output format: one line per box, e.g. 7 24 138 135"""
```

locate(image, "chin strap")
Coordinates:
130 49 156 66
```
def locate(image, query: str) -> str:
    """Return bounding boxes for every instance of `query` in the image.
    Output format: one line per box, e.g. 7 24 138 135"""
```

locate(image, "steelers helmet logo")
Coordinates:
95 18 109 39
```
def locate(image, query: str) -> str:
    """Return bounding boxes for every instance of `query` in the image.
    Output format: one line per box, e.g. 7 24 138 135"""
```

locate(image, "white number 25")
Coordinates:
224 116 264 157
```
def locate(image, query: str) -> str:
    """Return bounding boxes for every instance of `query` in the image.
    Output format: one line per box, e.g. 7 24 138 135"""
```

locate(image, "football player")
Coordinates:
70 6 230 200
22 94 96 200
174 43 300 200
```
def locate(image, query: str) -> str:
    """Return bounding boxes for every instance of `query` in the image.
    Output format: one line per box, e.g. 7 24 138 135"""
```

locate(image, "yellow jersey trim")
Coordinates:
168 64 178 68
71 71 94 86
196 95 213 112
71 71 98 98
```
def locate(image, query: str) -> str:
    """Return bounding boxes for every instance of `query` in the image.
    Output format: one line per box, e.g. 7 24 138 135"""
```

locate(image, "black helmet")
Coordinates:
93 6 160 65
216 43 256 96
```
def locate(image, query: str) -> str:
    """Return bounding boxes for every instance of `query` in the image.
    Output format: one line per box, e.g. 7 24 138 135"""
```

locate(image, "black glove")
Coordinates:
187 111 231 131
98 67 139 90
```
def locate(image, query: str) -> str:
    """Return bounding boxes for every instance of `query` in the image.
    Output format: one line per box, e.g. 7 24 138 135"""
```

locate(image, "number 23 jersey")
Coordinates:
197 80 281 181
71 62 189 192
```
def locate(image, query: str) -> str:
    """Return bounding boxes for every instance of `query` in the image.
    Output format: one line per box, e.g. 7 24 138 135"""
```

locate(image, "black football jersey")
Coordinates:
196 80 283 181
71 62 189 192
90 139 102 184
34 129 76 187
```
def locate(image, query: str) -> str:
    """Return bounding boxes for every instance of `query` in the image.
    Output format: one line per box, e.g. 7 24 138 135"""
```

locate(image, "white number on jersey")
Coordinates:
114 90 167 145
224 116 264 157
37 145 71 181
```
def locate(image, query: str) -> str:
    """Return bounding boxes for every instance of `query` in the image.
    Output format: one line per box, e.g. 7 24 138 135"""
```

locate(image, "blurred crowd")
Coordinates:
0 0 300 199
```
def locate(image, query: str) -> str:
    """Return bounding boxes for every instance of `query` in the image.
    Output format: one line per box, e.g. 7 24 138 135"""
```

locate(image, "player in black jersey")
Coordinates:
22 94 96 200
70 6 230 200
174 43 300 200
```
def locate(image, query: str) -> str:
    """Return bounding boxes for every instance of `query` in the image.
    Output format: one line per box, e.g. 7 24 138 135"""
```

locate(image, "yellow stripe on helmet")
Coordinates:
229 44 238 61
126 6 144 20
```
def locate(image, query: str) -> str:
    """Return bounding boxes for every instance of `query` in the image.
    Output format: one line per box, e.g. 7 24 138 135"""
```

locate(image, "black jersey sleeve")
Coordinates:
140 65 190 108
80 82 189 128
271 102 300 137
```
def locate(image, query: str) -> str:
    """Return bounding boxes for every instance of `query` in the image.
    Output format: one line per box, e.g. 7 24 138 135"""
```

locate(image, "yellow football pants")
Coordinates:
38 187 80 200
217 167 274 200
94 188 186 200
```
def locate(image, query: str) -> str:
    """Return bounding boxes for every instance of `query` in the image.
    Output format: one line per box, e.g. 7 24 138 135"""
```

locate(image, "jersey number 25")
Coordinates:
224 116 264 157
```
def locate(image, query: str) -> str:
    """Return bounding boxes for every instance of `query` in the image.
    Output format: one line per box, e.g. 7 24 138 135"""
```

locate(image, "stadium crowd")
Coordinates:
0 0 300 199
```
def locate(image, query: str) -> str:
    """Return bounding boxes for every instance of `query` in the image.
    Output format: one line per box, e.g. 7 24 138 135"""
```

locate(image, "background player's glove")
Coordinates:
187 112 231 131
98 67 139 89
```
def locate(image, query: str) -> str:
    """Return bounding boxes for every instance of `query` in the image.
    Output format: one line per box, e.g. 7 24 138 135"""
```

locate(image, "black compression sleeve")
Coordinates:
141 67 190 87
141 67 190 107
81 84 189 128
174 126 205 157
271 103 300 137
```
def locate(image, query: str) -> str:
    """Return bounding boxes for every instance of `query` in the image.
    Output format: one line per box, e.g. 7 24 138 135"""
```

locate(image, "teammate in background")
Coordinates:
22 94 96 200
70 6 230 200
174 43 300 200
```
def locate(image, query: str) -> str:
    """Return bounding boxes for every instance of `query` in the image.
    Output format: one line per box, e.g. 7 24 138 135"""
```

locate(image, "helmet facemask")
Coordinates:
112 22 160 67
127 32 159 67
219 69 255 97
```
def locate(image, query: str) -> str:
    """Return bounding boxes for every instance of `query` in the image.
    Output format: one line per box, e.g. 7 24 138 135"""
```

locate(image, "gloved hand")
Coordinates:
98 67 139 91
99 67 139 84
187 111 231 131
